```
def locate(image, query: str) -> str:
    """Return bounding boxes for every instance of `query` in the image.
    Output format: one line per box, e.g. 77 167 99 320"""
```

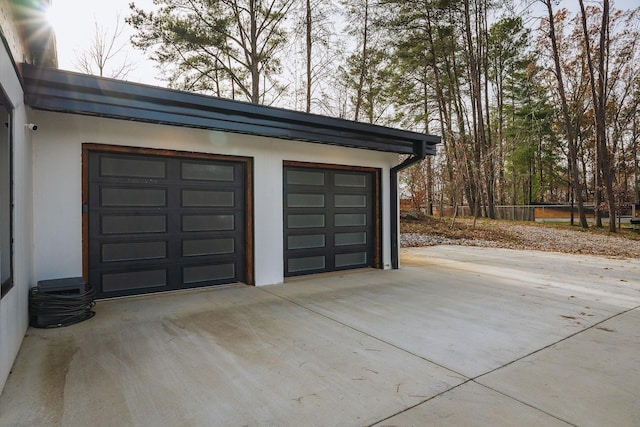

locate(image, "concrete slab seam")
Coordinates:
258 288 638 427
364 377 578 427
351 303 640 427
351 302 639 427
363 378 475 427
257 287 469 377
256 287 485 426
470 304 640 384
467 381 578 426
450 305 640 427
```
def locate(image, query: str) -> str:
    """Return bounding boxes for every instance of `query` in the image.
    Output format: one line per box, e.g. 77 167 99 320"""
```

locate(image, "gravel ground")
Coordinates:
401 223 640 259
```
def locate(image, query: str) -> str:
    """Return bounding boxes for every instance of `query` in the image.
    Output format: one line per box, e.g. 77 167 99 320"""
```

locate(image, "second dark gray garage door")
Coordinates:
283 164 377 277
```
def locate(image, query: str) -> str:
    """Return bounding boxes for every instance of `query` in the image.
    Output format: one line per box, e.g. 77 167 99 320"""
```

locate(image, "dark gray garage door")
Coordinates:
284 165 376 277
87 149 247 298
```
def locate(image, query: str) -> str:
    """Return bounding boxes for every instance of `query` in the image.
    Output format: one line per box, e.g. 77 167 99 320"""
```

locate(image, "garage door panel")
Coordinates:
181 189 235 207
334 213 367 227
178 251 241 266
285 169 325 186
334 194 367 208
287 234 326 250
99 155 167 179
334 252 367 268
181 214 235 232
334 172 368 187
101 269 168 293
181 161 235 182
101 241 168 263
287 214 326 229
286 193 326 208
182 237 235 257
183 263 235 284
88 150 247 298
288 255 326 273
334 231 366 246
101 187 167 207
101 214 168 235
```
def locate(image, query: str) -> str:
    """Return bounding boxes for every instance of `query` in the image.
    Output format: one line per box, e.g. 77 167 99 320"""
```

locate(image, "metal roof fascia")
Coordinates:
22 65 440 155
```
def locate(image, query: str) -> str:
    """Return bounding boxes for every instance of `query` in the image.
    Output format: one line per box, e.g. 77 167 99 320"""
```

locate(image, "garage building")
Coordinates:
23 65 439 298
0 0 438 393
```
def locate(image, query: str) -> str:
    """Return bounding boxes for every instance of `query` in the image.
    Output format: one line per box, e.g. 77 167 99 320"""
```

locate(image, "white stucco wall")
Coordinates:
31 111 398 288
0 46 34 393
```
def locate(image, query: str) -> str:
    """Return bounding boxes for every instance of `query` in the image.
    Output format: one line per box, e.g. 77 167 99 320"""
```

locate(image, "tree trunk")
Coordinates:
424 5 456 207
544 0 588 228
305 0 312 113
595 144 603 228
598 0 616 232
496 65 505 205
480 3 495 218
635 116 639 204
249 0 260 103
423 77 434 215
578 0 615 231
354 0 369 121
463 0 492 219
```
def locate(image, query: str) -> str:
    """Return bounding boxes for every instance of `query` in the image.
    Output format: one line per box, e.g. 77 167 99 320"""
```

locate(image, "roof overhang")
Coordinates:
22 65 439 156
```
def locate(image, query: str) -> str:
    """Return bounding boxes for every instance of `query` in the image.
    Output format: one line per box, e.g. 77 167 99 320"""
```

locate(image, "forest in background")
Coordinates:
123 0 640 230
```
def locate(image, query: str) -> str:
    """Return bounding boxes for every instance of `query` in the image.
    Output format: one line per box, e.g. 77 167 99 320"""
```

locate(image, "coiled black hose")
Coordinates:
29 285 97 328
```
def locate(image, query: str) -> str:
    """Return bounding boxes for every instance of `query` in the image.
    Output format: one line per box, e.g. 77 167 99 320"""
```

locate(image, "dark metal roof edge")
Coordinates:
22 64 441 154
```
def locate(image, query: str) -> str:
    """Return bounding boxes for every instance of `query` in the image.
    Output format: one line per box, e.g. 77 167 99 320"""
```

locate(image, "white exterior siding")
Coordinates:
0 46 34 393
31 111 398 287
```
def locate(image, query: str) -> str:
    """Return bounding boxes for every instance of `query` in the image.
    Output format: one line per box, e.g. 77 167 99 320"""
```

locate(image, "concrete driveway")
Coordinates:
1 246 639 426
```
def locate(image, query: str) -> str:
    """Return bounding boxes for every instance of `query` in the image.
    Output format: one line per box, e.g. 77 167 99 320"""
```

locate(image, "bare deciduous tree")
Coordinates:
541 0 589 228
74 13 133 79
